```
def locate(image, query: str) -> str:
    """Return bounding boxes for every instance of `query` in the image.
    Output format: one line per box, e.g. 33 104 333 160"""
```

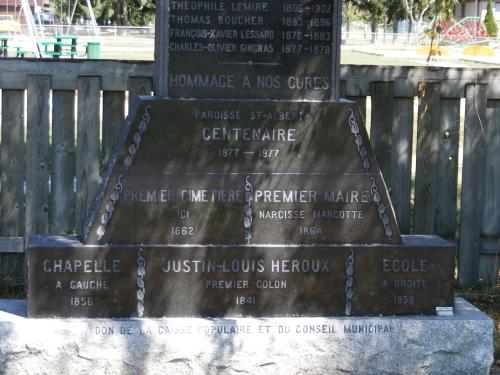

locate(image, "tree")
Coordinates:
420 0 463 64
347 0 460 41
348 0 386 43
386 0 407 42
401 0 463 34
484 0 498 37
425 0 464 42
51 0 155 26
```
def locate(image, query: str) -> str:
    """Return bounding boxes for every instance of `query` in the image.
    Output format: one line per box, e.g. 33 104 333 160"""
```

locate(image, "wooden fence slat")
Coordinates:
0 59 154 91
346 96 367 122
1 90 26 282
102 91 126 167
342 79 368 120
0 90 25 237
435 98 460 239
339 80 366 118
483 100 500 238
0 237 24 253
481 239 500 255
26 76 51 237
76 77 101 234
370 82 394 184
478 100 500 282
128 77 153 115
459 84 488 287
390 97 414 234
51 90 76 235
414 83 441 234
155 0 169 97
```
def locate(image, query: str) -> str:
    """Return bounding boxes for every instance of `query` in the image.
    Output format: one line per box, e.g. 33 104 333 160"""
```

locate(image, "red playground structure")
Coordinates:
437 17 490 45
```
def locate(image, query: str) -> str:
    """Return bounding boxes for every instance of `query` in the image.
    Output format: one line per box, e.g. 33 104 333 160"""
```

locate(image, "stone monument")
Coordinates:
27 0 455 319
0 0 491 373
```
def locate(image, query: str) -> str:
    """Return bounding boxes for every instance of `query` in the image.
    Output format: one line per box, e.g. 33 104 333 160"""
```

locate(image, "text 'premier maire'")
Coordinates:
122 189 371 204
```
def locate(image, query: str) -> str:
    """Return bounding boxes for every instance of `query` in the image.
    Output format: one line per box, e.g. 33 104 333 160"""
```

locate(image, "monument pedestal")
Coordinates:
27 235 454 318
0 298 493 375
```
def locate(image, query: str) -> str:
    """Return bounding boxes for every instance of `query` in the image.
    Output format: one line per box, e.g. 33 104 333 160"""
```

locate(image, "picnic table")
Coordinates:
41 36 80 59
13 46 35 58
41 41 63 59
54 35 79 58
0 36 10 57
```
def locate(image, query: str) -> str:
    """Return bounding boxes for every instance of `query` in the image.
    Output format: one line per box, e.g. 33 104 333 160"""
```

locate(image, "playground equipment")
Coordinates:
436 17 490 46
13 0 100 58
60 0 99 37
20 0 41 57
463 44 496 56
85 0 100 38
416 17 497 58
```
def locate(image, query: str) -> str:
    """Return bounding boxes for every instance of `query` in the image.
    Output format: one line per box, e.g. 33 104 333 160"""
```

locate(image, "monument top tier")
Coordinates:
154 0 342 101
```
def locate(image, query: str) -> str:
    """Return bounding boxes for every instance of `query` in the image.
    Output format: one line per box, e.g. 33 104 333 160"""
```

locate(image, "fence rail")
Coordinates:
0 59 498 287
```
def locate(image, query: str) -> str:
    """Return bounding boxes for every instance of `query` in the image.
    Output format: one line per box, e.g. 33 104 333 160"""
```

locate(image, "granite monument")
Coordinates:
27 0 455 319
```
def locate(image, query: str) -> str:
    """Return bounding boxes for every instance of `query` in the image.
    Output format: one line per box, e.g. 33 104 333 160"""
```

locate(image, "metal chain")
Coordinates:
345 249 355 316
347 108 371 172
137 247 146 318
347 107 393 240
370 177 393 239
96 105 152 240
96 175 123 240
243 176 254 244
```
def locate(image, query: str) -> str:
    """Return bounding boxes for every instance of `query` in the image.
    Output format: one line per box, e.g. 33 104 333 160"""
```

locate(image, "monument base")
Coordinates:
27 235 455 317
0 299 493 375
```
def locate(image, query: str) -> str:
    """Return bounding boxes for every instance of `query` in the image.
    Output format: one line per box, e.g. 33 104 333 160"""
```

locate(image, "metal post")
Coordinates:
331 0 342 101
85 0 101 38
20 0 41 58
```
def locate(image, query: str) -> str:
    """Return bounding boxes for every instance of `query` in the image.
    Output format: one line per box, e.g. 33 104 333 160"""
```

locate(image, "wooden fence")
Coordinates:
0 59 498 288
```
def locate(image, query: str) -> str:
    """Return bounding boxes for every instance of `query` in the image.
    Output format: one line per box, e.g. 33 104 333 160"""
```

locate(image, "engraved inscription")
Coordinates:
87 100 402 245
28 240 455 317
165 0 338 99
93 322 396 337
382 258 430 308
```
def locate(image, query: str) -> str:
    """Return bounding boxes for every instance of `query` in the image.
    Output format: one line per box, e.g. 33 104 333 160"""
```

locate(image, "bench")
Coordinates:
54 35 79 59
13 46 35 58
0 36 10 57
41 41 64 59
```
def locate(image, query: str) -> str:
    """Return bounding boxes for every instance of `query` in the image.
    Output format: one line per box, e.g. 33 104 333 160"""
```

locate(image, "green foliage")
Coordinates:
343 2 365 24
348 0 385 15
346 0 464 28
386 0 407 21
424 0 464 41
50 0 155 26
484 0 498 37
430 0 462 21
